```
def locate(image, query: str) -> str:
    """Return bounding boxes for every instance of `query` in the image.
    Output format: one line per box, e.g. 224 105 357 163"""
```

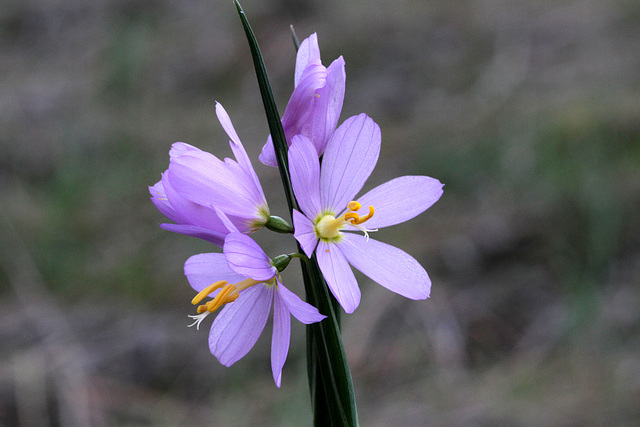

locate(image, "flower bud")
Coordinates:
265 215 293 233
271 254 292 272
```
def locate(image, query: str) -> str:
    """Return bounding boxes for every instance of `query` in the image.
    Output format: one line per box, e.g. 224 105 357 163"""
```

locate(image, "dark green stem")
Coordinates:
290 25 301 51
234 2 358 425
234 1 295 212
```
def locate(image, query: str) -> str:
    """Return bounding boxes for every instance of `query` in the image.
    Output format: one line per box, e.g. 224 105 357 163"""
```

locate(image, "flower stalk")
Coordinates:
235 1 358 425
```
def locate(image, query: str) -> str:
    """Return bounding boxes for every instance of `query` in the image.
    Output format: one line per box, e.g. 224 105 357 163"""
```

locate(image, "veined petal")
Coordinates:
261 33 345 167
209 285 273 367
216 102 266 201
161 171 228 232
258 136 277 168
281 64 326 141
184 253 245 293
316 240 360 313
289 135 321 218
159 223 226 247
149 178 182 223
311 56 346 155
292 209 318 258
339 233 431 300
215 102 242 147
278 283 326 324
356 176 444 229
214 207 240 234
168 151 258 217
320 114 381 212
223 161 268 214
223 233 276 282
294 33 321 87
271 287 291 388
259 60 322 169
169 142 200 159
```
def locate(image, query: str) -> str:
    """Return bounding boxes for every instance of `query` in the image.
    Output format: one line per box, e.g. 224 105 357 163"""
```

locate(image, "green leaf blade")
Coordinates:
234 2 358 425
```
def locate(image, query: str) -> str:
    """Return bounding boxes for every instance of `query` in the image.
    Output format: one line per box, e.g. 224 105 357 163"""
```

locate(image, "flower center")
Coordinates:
315 201 375 240
187 277 275 329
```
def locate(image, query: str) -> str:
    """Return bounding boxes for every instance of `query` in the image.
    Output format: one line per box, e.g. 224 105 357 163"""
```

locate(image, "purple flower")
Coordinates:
185 232 326 387
150 102 270 246
288 114 444 313
260 33 346 167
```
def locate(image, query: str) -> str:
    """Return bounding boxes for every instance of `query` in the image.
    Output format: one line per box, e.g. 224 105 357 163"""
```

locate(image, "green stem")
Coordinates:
234 2 358 425
290 25 301 51
234 1 294 212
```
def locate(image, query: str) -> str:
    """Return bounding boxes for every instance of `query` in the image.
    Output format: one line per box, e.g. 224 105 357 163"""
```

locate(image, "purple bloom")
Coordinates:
289 114 444 313
150 102 270 246
185 232 325 387
260 33 346 167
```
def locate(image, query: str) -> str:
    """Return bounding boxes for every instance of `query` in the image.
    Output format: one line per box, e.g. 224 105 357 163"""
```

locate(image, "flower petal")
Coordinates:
339 233 431 300
169 142 200 159
160 171 228 231
316 240 361 313
271 287 291 388
258 136 277 167
310 56 345 155
261 34 345 166
261 64 327 168
215 102 242 147
159 223 226 247
355 176 444 229
292 209 318 258
289 135 322 218
152 174 227 244
149 178 179 222
278 283 326 324
214 207 240 233
216 102 266 201
294 33 321 86
184 253 245 293
281 64 326 141
168 147 258 218
209 284 273 367
223 233 276 282
320 114 381 212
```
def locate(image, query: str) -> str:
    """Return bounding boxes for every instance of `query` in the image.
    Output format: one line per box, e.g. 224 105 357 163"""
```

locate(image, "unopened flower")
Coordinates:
185 232 325 387
150 102 270 245
260 33 345 166
289 114 444 313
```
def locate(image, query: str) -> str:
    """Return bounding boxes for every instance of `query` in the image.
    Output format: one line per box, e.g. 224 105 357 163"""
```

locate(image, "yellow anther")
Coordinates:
342 201 365 223
316 201 376 239
192 280 228 305
344 212 360 222
205 284 239 313
347 201 361 211
349 206 374 225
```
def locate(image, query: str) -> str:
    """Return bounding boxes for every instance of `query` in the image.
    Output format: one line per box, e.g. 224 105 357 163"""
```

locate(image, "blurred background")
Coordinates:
1 0 639 425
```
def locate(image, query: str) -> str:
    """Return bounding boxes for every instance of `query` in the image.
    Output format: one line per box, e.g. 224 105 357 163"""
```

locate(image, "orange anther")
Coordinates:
192 280 228 305
349 206 374 225
347 201 361 211
344 212 360 222
206 284 238 312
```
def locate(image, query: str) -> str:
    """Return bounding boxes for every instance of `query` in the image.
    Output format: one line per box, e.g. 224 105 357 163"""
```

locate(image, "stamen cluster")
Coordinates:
315 201 376 240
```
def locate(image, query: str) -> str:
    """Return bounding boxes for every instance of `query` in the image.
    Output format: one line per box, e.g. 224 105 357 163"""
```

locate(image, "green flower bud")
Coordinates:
265 215 293 233
271 254 292 272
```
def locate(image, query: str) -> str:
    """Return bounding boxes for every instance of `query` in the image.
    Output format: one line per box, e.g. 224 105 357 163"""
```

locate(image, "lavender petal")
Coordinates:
340 233 431 300
316 240 361 313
